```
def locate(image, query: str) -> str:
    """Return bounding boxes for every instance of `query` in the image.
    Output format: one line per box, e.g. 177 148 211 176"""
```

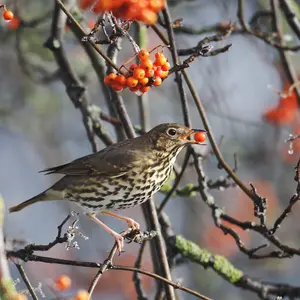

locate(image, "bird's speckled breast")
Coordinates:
67 146 182 213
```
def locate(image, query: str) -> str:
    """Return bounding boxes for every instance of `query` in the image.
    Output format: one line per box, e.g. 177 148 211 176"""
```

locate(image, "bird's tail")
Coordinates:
9 191 54 213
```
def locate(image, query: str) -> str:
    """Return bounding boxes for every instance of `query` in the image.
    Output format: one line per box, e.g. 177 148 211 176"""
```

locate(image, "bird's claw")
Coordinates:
121 218 140 237
112 233 124 253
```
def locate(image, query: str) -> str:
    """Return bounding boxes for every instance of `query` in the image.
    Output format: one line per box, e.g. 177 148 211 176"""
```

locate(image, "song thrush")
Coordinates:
9 123 205 251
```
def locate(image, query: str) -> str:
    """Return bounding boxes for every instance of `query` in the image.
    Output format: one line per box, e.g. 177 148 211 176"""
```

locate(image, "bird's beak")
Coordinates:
179 129 207 144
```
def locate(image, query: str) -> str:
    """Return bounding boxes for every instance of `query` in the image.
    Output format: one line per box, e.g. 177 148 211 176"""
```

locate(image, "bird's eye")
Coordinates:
167 128 177 136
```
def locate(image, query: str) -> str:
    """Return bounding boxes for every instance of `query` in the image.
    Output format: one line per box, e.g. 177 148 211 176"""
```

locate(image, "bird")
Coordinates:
9 123 206 252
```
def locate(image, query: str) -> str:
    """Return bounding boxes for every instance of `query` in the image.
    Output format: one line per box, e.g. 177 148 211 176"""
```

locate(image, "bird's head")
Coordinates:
147 123 206 151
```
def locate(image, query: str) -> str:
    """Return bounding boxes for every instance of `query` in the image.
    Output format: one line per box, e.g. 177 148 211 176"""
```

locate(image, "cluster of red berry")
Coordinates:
1 5 14 22
104 49 170 94
79 0 165 24
54 274 90 300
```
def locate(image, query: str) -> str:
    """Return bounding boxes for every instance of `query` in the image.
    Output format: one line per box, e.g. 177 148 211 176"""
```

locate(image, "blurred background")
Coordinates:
1 0 300 299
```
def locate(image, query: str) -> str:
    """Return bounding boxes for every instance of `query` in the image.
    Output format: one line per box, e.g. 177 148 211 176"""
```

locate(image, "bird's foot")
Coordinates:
121 218 140 236
111 232 124 253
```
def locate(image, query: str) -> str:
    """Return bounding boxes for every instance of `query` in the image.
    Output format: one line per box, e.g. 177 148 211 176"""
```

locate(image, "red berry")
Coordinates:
145 69 155 77
160 71 169 78
7 16 20 29
14 294 28 300
133 67 145 80
161 62 170 71
138 50 150 61
104 73 117 86
117 2 139 20
137 8 157 25
115 74 127 86
129 85 140 92
140 86 150 93
78 0 95 9
3 10 14 21
111 84 124 92
153 77 162 86
54 275 72 291
154 67 163 78
129 64 138 72
88 20 96 29
148 0 166 12
139 77 149 86
154 56 167 66
92 0 115 13
194 132 206 143
127 76 138 88
155 52 164 59
74 290 90 300
140 59 153 72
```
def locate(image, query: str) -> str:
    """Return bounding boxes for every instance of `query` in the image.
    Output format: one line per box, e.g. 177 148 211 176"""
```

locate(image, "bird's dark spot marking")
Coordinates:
97 192 108 197
142 185 151 191
106 201 116 209
113 199 125 203
109 180 118 186
124 191 130 199
81 202 103 208
90 195 105 201
132 192 142 197
73 188 94 194
117 185 126 190
148 170 155 177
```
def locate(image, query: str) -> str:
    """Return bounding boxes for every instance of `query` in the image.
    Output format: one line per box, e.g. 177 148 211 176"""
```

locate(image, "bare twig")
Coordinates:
45 0 114 149
280 0 300 40
15 264 38 300
111 265 211 300
237 0 300 51
133 242 148 300
270 158 300 234
270 0 300 106
88 243 118 299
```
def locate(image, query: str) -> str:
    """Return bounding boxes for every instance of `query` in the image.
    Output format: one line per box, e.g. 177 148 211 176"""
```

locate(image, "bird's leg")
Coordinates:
102 211 140 236
87 213 124 253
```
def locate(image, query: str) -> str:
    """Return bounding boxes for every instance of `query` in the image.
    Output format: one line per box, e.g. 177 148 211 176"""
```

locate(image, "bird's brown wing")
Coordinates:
40 138 146 177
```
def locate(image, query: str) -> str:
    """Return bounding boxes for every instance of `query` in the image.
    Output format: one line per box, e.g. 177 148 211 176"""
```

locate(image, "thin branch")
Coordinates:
271 0 300 106
133 242 148 300
56 0 123 73
111 265 211 300
170 235 300 299
88 244 118 299
270 158 300 234
45 0 114 149
157 150 191 214
177 27 232 56
162 6 191 127
280 0 300 39
237 0 300 51
15 264 38 300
